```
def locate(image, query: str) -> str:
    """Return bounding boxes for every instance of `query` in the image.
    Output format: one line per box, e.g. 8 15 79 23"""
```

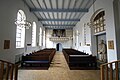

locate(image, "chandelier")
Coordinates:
15 19 31 29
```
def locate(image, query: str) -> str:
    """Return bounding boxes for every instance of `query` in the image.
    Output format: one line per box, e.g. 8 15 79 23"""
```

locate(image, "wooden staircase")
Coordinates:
0 60 18 80
100 60 120 80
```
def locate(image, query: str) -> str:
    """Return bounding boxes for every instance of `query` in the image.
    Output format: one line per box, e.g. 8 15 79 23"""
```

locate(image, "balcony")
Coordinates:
49 37 72 42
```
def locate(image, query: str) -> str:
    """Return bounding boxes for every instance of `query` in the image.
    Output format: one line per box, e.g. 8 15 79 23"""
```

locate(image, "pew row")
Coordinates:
21 49 56 68
63 49 97 70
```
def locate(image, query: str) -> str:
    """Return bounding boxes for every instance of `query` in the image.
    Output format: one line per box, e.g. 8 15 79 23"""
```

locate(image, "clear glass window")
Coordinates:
93 11 105 33
39 27 42 46
32 22 36 47
16 10 26 48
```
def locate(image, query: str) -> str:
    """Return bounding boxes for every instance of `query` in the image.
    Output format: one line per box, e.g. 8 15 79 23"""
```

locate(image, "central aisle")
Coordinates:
18 51 100 80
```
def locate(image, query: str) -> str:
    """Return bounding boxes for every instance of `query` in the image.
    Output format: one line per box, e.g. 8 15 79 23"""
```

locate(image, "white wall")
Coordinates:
113 0 120 60
0 0 43 63
73 0 118 62
73 8 92 54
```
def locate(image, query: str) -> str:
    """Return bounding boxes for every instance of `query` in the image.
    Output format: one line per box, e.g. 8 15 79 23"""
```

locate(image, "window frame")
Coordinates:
93 11 105 33
32 22 37 47
16 10 26 48
39 27 42 46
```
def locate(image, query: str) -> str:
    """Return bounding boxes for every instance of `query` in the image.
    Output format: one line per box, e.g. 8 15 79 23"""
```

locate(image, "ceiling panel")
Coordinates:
69 0 76 9
66 12 71 19
52 0 57 8
58 0 63 9
49 12 53 19
70 12 75 19
44 0 51 8
39 12 46 19
23 0 96 29
34 12 42 19
75 0 82 8
44 12 49 19
58 13 62 19
31 0 40 8
38 0 46 8
54 13 57 19
74 13 81 19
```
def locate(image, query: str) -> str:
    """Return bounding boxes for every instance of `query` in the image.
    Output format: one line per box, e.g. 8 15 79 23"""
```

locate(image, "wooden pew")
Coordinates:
22 56 50 67
63 49 97 70
21 49 56 68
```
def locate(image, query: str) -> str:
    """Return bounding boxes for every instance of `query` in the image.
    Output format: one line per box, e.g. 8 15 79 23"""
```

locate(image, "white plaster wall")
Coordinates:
73 0 117 62
113 0 120 60
46 29 54 48
104 0 117 62
0 0 43 63
73 8 93 54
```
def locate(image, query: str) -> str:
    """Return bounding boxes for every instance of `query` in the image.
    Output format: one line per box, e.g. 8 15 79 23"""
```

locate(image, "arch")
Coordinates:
17 10 26 21
90 8 107 62
56 43 62 51
90 8 105 24
16 10 26 48
32 22 37 47
39 27 42 46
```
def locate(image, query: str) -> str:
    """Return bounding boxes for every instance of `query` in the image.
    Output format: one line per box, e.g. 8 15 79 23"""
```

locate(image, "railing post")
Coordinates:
100 60 120 80
100 65 104 80
115 62 119 80
106 64 108 80
14 64 18 80
0 62 4 80
10 64 14 80
5 63 9 80
110 64 113 80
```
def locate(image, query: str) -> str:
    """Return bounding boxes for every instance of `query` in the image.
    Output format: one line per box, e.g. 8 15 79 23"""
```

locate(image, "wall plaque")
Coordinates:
4 40 10 49
108 40 114 49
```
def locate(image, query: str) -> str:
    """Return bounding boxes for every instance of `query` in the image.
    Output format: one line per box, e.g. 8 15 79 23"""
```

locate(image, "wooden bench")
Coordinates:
63 49 97 70
21 49 56 68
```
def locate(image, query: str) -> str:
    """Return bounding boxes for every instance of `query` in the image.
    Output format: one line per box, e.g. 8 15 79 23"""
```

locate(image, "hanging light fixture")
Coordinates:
15 19 32 29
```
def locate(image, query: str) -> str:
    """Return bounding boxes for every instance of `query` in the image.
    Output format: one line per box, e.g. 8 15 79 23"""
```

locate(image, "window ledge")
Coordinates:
94 31 106 36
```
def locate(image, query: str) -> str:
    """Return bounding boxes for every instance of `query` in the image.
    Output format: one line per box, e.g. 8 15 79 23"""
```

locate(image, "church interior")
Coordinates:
0 0 120 80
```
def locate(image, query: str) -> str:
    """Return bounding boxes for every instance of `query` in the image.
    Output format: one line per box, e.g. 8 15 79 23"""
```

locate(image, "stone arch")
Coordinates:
90 8 105 24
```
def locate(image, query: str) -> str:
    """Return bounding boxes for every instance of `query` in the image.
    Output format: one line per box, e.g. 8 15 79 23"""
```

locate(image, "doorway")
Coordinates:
56 43 62 51
96 34 107 62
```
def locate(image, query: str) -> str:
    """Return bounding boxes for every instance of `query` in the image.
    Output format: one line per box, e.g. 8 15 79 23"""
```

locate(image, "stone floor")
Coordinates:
18 51 100 80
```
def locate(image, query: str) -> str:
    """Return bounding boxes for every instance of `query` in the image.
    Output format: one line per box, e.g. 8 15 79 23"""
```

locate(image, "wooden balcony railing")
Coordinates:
49 37 72 42
100 60 120 80
0 60 18 80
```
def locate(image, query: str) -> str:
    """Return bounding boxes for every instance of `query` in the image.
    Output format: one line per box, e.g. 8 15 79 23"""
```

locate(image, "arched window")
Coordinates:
43 30 45 46
39 27 42 46
16 10 26 48
93 11 105 33
32 22 36 47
